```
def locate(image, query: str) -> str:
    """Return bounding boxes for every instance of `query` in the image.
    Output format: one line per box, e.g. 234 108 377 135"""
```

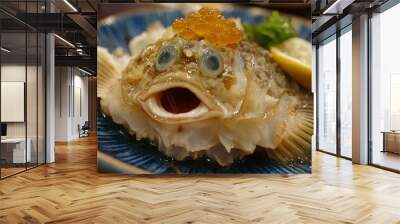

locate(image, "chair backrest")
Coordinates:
82 121 90 129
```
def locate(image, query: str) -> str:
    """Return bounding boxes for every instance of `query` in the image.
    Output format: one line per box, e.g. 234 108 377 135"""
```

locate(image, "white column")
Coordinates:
352 14 369 164
46 33 55 163
312 45 317 151
46 1 55 163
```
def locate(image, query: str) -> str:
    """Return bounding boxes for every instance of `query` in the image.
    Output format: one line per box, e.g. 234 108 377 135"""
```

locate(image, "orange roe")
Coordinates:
172 7 243 47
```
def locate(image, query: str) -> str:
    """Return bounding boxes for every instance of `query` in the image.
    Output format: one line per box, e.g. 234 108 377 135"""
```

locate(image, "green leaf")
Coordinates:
244 11 297 48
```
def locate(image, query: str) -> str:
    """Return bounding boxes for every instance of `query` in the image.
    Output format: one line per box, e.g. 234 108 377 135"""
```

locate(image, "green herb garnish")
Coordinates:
244 11 297 48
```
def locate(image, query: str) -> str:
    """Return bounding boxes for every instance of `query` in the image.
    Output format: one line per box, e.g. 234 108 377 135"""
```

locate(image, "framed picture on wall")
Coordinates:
1 81 25 123
97 3 313 175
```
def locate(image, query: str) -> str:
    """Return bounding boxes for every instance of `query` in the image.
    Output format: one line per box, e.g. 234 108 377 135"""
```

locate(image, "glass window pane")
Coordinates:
318 37 337 154
27 31 38 169
0 1 46 179
340 29 352 158
1 31 27 177
38 33 45 165
371 4 400 171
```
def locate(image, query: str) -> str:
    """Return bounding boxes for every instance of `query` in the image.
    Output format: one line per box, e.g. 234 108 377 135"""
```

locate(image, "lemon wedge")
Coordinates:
270 37 312 91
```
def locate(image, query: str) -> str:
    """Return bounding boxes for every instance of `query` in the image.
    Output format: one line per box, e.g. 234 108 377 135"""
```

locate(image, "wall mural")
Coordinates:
97 3 313 174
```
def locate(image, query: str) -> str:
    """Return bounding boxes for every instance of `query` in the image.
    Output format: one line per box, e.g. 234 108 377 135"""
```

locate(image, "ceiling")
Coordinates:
311 0 391 43
1 0 314 75
0 0 98 74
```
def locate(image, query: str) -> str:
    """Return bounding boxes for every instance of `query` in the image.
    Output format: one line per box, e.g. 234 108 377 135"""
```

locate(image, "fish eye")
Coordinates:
155 45 179 71
199 49 224 77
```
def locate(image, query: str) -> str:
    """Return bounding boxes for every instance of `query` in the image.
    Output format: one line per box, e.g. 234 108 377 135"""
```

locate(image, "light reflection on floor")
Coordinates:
372 151 400 171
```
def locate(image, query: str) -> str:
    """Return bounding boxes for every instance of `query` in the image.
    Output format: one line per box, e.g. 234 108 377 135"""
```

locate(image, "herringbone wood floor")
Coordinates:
0 135 400 224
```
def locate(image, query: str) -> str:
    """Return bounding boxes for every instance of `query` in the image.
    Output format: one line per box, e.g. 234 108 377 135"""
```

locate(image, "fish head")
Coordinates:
121 36 249 124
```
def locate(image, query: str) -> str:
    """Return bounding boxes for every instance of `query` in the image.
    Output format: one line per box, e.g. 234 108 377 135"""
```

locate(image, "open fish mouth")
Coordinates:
159 87 201 113
139 82 223 123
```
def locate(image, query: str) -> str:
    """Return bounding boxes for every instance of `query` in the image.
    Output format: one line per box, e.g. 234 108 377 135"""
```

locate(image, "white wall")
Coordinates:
71 73 89 138
55 66 69 141
54 67 89 141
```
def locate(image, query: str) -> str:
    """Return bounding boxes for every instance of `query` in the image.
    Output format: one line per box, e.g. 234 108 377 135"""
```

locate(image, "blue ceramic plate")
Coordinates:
97 6 312 174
